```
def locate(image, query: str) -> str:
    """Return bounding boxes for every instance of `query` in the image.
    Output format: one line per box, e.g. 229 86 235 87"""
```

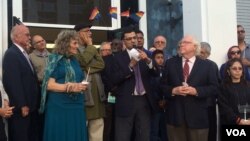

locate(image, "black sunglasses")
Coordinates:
230 51 241 55
237 30 245 34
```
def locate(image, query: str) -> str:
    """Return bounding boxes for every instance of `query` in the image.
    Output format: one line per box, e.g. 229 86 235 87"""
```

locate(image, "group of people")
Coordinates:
1 23 250 141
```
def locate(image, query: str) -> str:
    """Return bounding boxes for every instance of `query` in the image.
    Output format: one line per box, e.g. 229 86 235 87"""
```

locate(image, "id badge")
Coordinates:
107 92 116 104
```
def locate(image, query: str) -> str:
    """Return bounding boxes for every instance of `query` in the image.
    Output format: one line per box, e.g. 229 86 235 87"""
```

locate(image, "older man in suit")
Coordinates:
2 24 40 141
161 35 219 141
111 28 157 141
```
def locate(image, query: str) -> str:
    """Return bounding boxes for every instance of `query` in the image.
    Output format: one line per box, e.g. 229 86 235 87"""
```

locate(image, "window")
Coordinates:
13 0 121 30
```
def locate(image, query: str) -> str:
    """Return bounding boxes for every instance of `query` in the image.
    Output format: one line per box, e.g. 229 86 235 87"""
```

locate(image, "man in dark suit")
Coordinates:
161 35 219 141
111 28 157 141
2 24 41 141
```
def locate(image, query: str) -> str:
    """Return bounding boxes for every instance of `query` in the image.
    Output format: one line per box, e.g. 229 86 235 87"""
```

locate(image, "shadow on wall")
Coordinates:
147 0 183 55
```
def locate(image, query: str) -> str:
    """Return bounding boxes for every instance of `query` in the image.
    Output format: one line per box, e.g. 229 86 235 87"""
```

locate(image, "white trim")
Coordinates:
138 0 148 49
12 0 121 30
0 0 9 79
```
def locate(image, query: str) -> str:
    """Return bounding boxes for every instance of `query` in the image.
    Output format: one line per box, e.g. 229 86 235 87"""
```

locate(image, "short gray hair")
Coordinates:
200 42 211 55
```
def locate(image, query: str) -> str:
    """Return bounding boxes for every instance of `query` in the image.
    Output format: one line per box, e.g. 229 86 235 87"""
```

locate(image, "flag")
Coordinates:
121 9 130 17
130 11 144 22
109 7 117 19
89 7 101 20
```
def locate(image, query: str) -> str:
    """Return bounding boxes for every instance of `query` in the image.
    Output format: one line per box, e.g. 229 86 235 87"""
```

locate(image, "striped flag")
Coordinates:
89 7 101 20
130 11 144 22
109 7 117 19
121 9 130 17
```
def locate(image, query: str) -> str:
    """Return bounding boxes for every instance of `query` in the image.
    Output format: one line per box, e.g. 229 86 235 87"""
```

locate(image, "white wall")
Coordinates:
139 0 148 49
183 0 237 67
0 0 9 79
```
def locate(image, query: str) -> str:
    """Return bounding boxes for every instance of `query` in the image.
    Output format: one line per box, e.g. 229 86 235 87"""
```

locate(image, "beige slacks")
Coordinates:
87 118 104 141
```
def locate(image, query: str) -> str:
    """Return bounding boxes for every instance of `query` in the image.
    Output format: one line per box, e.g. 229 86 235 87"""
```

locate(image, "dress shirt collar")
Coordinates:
182 56 196 64
14 43 26 53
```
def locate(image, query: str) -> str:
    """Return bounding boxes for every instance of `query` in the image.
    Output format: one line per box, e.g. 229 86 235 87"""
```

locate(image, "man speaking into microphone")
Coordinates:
111 27 158 141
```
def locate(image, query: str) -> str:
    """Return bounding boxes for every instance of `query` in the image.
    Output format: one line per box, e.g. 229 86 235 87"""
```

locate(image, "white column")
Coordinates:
183 0 237 67
139 0 148 49
0 0 8 79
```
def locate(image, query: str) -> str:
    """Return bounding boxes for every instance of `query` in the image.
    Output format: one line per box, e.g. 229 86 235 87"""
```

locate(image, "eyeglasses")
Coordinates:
34 39 45 45
237 30 245 34
80 29 91 33
124 36 137 41
230 50 241 55
101 49 111 52
230 67 243 71
179 41 193 45
155 41 165 44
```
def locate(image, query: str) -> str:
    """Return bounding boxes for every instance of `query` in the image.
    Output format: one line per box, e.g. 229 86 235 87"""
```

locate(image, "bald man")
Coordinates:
29 35 50 83
3 25 41 141
150 35 172 60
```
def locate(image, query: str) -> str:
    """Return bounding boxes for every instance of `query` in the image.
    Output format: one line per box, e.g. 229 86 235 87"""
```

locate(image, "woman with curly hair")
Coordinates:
40 30 88 141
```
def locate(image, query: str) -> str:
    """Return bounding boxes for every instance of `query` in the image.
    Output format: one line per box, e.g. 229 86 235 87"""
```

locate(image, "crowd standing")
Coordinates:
1 23 250 141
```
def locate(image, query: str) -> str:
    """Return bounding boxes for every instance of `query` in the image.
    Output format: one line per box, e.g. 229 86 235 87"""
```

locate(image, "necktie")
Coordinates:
183 59 189 82
133 63 145 95
23 51 34 72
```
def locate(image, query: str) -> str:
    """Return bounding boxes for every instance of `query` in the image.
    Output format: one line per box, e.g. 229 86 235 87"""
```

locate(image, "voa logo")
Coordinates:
226 129 246 136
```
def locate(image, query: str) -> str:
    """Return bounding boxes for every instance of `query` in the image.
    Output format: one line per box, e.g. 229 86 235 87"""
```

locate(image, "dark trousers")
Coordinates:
103 103 115 141
150 112 167 141
8 111 41 141
0 118 7 141
208 105 217 141
115 96 151 141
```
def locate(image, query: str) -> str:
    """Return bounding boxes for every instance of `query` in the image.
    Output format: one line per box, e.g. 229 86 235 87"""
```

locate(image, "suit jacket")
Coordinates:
2 45 40 113
75 45 106 119
161 56 219 128
112 50 158 117
101 54 117 97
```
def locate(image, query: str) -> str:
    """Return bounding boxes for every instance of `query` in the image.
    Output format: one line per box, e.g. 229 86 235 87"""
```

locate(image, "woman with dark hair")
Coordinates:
39 30 88 141
218 58 250 125
219 45 250 80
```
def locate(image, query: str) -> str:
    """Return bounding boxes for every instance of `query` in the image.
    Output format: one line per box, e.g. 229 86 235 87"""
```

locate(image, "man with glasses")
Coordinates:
161 35 219 141
99 42 112 57
74 23 106 141
237 25 250 74
29 35 50 84
150 35 172 60
111 28 157 141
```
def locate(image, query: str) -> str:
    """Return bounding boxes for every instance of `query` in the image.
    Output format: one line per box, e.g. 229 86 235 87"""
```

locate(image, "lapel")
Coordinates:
13 45 34 74
122 50 131 65
176 57 184 82
187 57 200 83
